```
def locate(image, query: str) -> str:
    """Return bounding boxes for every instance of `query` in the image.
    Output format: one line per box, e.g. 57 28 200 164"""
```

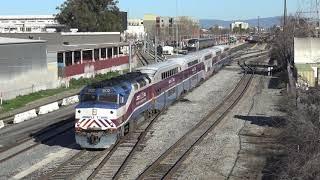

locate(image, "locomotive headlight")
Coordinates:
92 109 97 115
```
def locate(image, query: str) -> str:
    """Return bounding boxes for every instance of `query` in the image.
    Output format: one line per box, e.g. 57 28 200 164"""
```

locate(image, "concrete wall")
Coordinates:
0 42 58 100
294 37 320 64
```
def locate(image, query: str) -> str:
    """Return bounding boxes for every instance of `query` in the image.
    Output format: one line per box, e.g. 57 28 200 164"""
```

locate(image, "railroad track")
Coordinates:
41 149 104 180
136 72 254 179
136 51 150 66
41 111 162 180
0 117 75 164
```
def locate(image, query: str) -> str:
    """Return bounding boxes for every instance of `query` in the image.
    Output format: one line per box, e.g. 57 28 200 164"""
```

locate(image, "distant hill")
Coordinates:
200 16 281 29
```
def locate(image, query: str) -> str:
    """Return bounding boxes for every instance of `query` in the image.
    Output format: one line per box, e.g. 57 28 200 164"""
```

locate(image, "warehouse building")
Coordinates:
0 37 57 100
48 42 130 80
230 21 249 31
294 37 320 88
0 32 134 100
0 32 121 45
0 15 60 33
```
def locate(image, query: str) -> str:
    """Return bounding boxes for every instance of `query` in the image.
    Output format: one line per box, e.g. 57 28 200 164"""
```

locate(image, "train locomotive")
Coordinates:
186 38 216 52
75 45 231 149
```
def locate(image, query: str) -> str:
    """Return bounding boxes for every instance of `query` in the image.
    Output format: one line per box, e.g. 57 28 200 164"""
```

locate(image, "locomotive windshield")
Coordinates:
81 92 119 104
98 94 118 103
82 93 97 102
188 39 198 44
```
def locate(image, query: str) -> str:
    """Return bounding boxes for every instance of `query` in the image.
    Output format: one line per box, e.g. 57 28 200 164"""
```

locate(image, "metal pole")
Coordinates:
317 0 320 37
176 0 179 49
284 0 287 28
129 41 132 72
258 16 260 36
155 37 158 62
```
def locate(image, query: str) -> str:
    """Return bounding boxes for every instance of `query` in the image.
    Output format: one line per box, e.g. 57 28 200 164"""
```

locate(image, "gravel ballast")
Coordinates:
117 64 243 180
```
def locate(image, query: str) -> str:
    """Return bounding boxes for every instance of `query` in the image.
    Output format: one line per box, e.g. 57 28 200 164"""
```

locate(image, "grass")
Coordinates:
0 71 121 114
0 87 69 113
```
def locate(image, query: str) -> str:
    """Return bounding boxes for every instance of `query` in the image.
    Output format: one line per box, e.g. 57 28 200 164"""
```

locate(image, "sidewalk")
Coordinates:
0 88 82 120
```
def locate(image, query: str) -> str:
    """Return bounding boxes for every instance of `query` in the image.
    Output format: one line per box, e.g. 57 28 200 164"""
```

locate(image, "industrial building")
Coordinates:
230 21 249 31
0 15 60 33
142 14 200 42
125 19 145 40
0 32 132 100
0 32 121 46
50 42 130 80
294 37 320 87
0 37 57 100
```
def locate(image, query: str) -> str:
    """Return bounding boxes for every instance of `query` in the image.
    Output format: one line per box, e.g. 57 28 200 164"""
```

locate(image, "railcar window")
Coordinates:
146 77 152 83
188 60 199 67
99 95 118 103
137 79 147 88
205 55 212 60
161 67 179 80
134 84 139 91
82 94 97 102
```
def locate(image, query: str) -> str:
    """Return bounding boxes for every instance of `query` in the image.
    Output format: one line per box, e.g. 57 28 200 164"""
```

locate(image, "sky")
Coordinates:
0 0 303 20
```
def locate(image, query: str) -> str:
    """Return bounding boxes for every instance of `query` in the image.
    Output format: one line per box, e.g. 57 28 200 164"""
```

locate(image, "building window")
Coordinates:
101 48 106 59
65 51 73 66
74 51 81 64
94 49 99 60
57 53 64 63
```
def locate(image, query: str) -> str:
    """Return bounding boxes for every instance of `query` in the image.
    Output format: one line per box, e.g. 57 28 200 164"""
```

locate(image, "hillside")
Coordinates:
200 16 281 29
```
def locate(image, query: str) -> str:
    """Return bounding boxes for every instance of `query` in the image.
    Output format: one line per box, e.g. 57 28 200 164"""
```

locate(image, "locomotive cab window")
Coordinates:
82 94 97 102
99 94 118 103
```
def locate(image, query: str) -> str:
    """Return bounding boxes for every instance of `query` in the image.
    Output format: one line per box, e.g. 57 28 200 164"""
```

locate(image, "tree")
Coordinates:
209 25 221 35
271 15 311 96
56 0 123 32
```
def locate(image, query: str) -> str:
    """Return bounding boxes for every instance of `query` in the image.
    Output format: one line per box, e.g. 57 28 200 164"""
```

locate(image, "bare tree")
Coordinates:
271 14 312 96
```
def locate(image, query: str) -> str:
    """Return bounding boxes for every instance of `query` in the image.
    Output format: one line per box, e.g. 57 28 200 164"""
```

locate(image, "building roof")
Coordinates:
61 32 121 36
0 15 55 19
0 37 46 45
47 42 129 52
296 63 320 71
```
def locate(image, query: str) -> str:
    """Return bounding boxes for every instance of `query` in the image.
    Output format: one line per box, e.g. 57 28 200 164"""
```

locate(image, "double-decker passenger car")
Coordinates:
75 45 230 149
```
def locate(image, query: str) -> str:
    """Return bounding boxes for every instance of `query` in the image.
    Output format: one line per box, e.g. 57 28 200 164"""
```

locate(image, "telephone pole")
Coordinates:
284 0 287 28
175 0 179 48
316 0 320 37
258 16 260 37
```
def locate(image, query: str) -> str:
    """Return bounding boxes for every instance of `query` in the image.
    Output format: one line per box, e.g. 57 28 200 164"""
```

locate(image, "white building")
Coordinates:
125 19 146 40
231 21 249 30
128 19 144 26
0 15 60 33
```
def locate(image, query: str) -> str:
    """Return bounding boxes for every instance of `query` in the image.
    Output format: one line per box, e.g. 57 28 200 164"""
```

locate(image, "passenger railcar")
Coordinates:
75 45 231 149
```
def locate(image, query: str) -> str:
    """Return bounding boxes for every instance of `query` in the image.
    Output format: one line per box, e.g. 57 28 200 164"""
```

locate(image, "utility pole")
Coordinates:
155 37 158 62
258 16 260 36
175 0 179 49
284 0 287 28
316 0 320 37
129 41 132 72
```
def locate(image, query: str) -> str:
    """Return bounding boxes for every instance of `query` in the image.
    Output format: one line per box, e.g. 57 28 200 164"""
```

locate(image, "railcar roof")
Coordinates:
137 60 181 71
